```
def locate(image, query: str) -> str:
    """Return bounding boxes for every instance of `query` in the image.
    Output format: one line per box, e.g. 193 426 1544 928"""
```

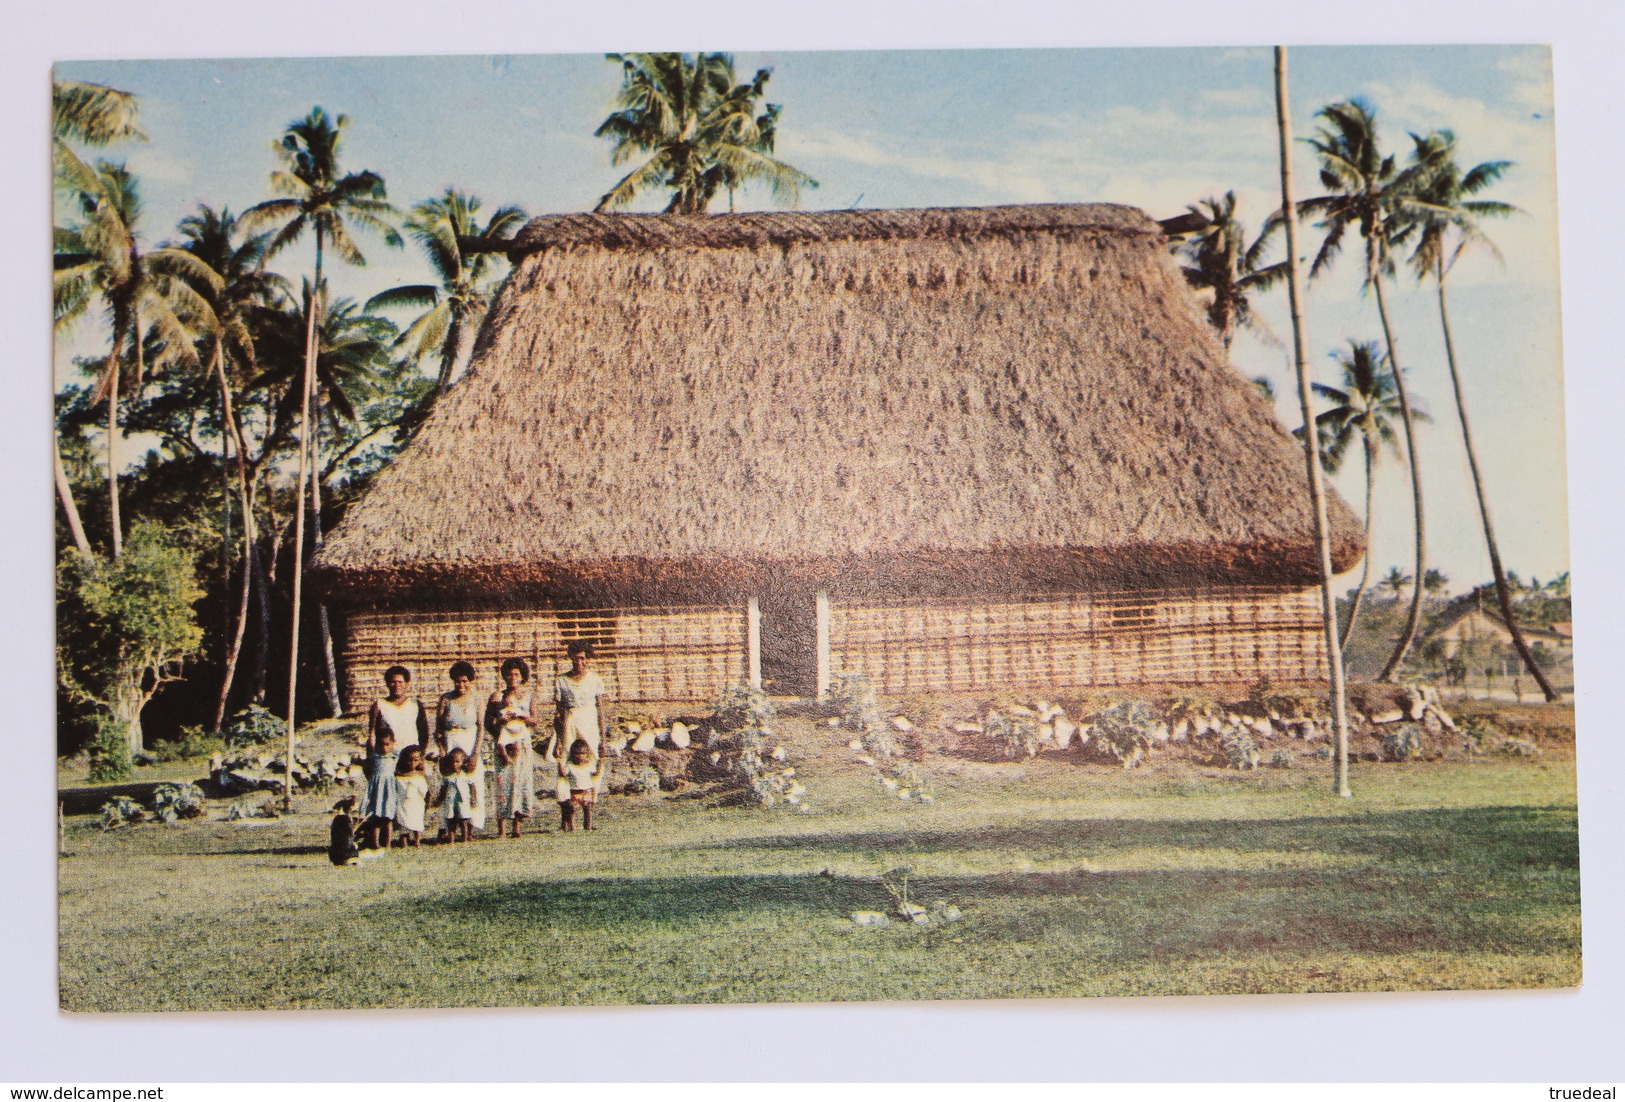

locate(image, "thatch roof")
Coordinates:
314 202 1363 605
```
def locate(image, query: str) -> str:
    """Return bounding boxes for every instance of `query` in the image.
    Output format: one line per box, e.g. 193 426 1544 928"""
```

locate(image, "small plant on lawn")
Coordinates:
151 782 209 823
879 865 926 921
1092 699 1162 768
99 795 147 829
1382 723 1427 763
833 673 933 803
708 683 807 809
1267 748 1295 770
1221 727 1261 770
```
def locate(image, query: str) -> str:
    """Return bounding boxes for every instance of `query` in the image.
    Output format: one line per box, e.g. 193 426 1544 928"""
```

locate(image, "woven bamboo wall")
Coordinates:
340 605 748 712
828 587 1327 694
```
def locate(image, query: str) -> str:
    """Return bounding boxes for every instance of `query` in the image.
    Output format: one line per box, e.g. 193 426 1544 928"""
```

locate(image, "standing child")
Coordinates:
392 745 430 848
557 738 605 832
437 747 479 843
359 729 399 850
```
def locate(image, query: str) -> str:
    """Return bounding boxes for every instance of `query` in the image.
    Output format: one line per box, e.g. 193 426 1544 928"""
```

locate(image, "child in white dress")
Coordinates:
557 738 605 832
392 745 430 848
437 747 479 843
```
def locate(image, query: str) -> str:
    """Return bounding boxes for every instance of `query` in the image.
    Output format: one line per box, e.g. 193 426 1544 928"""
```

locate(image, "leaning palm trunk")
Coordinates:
1276 46 1353 797
54 442 91 555
308 412 344 719
1371 269 1426 682
208 345 259 731
1436 270 1559 701
1339 437 1377 653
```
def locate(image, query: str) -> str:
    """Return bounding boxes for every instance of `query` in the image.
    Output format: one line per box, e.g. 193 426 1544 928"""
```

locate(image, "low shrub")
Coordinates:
221 704 283 748
151 782 208 823
1221 728 1261 770
1092 699 1162 768
152 726 227 763
1381 723 1426 763
707 683 807 809
1460 716 1502 755
87 716 131 783
1495 736 1541 758
99 795 146 829
985 711 1042 760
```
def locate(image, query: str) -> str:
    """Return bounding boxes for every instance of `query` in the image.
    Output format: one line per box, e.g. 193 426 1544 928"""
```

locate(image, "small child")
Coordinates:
557 738 605 833
392 744 430 848
360 729 399 851
437 747 479 843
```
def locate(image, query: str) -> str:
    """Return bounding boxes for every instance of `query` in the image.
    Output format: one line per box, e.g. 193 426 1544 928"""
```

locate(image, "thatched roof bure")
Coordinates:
315 203 1363 605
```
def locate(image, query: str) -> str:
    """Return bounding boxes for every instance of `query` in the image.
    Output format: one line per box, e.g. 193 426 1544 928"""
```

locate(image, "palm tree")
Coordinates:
1297 99 1433 681
1380 566 1413 602
241 106 400 748
365 190 525 396
1274 48 1353 797
170 205 291 728
1423 568 1449 598
1308 340 1415 650
1406 131 1557 702
1173 192 1286 351
594 52 816 214
51 80 144 555
54 161 216 558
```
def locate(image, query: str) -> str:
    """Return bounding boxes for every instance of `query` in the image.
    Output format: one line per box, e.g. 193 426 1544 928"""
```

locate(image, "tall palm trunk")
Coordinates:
1371 264 1426 682
284 235 321 809
1436 269 1560 701
208 344 259 731
435 315 463 394
102 310 131 558
1339 436 1377 652
1276 46 1353 797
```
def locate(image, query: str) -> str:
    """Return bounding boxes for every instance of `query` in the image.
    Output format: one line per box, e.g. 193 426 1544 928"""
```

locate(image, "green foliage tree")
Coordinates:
365 189 525 396
594 52 816 214
58 523 204 777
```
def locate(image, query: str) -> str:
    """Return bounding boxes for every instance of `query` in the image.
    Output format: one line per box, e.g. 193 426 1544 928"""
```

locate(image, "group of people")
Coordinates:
355 641 611 849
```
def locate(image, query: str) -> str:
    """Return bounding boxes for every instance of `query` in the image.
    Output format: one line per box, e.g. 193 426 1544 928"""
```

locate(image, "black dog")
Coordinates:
328 795 360 866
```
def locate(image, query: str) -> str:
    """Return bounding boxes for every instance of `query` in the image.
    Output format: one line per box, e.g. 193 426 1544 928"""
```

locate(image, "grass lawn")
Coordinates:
57 714 1581 1012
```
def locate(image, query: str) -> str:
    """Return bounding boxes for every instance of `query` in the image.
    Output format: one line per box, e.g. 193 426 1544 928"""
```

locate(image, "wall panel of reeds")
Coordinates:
340 604 748 712
828 587 1326 694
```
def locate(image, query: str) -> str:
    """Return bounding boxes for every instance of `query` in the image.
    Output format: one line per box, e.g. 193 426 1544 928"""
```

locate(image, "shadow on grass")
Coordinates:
708 806 1579 873
373 844 1578 965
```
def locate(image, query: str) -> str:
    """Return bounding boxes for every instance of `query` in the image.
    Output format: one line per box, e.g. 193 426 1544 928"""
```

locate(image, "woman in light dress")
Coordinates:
362 665 429 849
553 640 611 758
486 657 539 838
434 661 487 836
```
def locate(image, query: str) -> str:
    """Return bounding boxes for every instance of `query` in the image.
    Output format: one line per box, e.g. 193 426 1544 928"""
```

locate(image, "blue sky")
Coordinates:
54 44 1569 593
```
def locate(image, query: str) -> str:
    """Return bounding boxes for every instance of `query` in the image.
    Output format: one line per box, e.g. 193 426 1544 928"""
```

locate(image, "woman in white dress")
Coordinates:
362 665 428 849
553 641 611 758
486 657 538 838
435 661 487 836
